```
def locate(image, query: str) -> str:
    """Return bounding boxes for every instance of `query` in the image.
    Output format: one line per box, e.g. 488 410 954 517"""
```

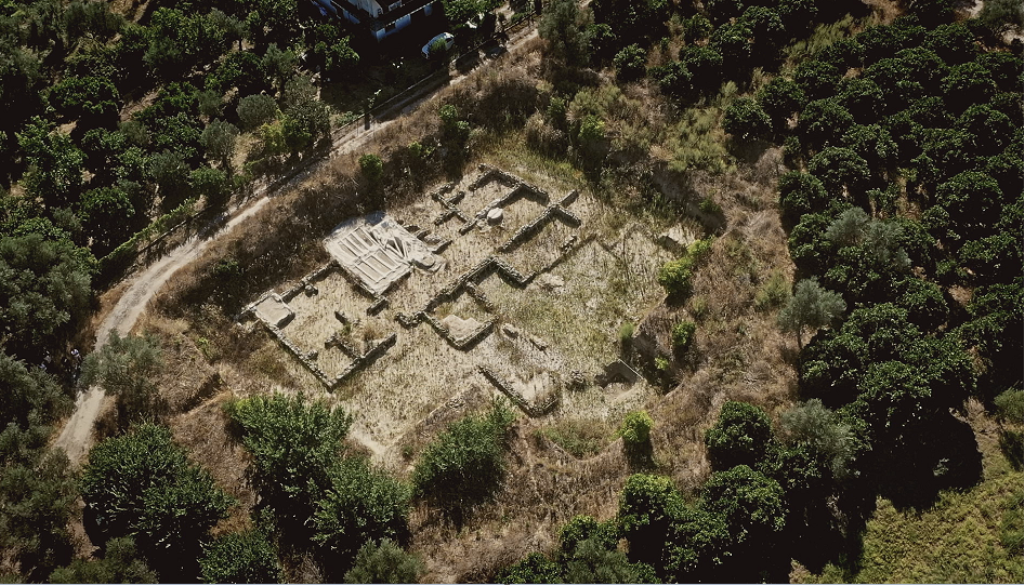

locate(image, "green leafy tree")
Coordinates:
704 0 742 23
539 0 591 67
757 77 806 132
793 60 841 102
262 43 298 93
237 94 279 131
618 410 654 448
704 401 775 472
841 124 898 172
807 147 871 197
559 515 618 556
778 278 846 347
614 44 647 83
81 424 234 579
206 50 268 96
723 98 771 141
978 0 1024 33
942 62 996 113
497 552 562 584
79 186 136 254
957 280 1023 394
49 75 120 123
279 77 330 152
190 166 231 207
923 23 976 65
837 77 884 124
0 448 78 580
225 393 352 531
412 401 515 525
957 104 1014 157
709 22 754 73
925 171 1004 246
660 505 730 582
143 8 233 79
777 171 830 225
591 0 668 45
738 6 786 52
700 465 786 549
148 149 191 205
311 458 411 571
0 232 94 360
81 331 164 426
359 153 384 183
199 530 282 584
0 351 72 433
617 474 684 567
562 536 659 583
342 539 422 584
17 117 85 208
799 99 854 149
779 399 856 479
200 119 239 167
441 0 482 27
49 537 157 584
894 277 948 331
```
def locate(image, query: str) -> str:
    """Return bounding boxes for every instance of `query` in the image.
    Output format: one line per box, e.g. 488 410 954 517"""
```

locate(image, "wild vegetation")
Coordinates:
0 0 1020 581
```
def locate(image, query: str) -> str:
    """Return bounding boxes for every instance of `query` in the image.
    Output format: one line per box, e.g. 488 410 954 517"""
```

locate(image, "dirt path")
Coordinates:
53 28 540 466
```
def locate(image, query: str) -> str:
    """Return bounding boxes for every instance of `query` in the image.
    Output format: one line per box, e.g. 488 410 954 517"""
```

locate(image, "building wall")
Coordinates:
351 0 381 15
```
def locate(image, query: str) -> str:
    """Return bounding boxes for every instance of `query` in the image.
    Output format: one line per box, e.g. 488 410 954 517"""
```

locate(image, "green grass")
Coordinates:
783 14 859 67
535 418 614 458
801 425 1024 584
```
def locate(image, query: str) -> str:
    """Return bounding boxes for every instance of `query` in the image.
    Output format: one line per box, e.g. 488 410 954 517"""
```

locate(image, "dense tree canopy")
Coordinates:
412 401 515 525
225 393 352 530
80 424 233 580
199 530 282 584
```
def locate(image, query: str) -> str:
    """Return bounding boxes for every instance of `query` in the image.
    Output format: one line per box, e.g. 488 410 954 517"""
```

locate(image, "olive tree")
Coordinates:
778 279 846 347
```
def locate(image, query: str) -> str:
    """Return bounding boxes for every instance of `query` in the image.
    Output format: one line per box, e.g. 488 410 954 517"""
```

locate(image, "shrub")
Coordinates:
757 76 806 130
618 411 654 447
359 153 384 183
995 389 1024 425
658 238 713 299
778 278 846 346
311 458 411 569
619 321 635 346
81 424 234 579
614 44 648 83
999 430 1024 471
559 515 618 556
343 539 422 584
723 98 771 141
535 419 609 458
237 94 279 131
704 401 774 471
412 401 515 524
224 394 352 528
671 321 696 352
699 196 722 214
199 530 282 584
658 258 694 298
